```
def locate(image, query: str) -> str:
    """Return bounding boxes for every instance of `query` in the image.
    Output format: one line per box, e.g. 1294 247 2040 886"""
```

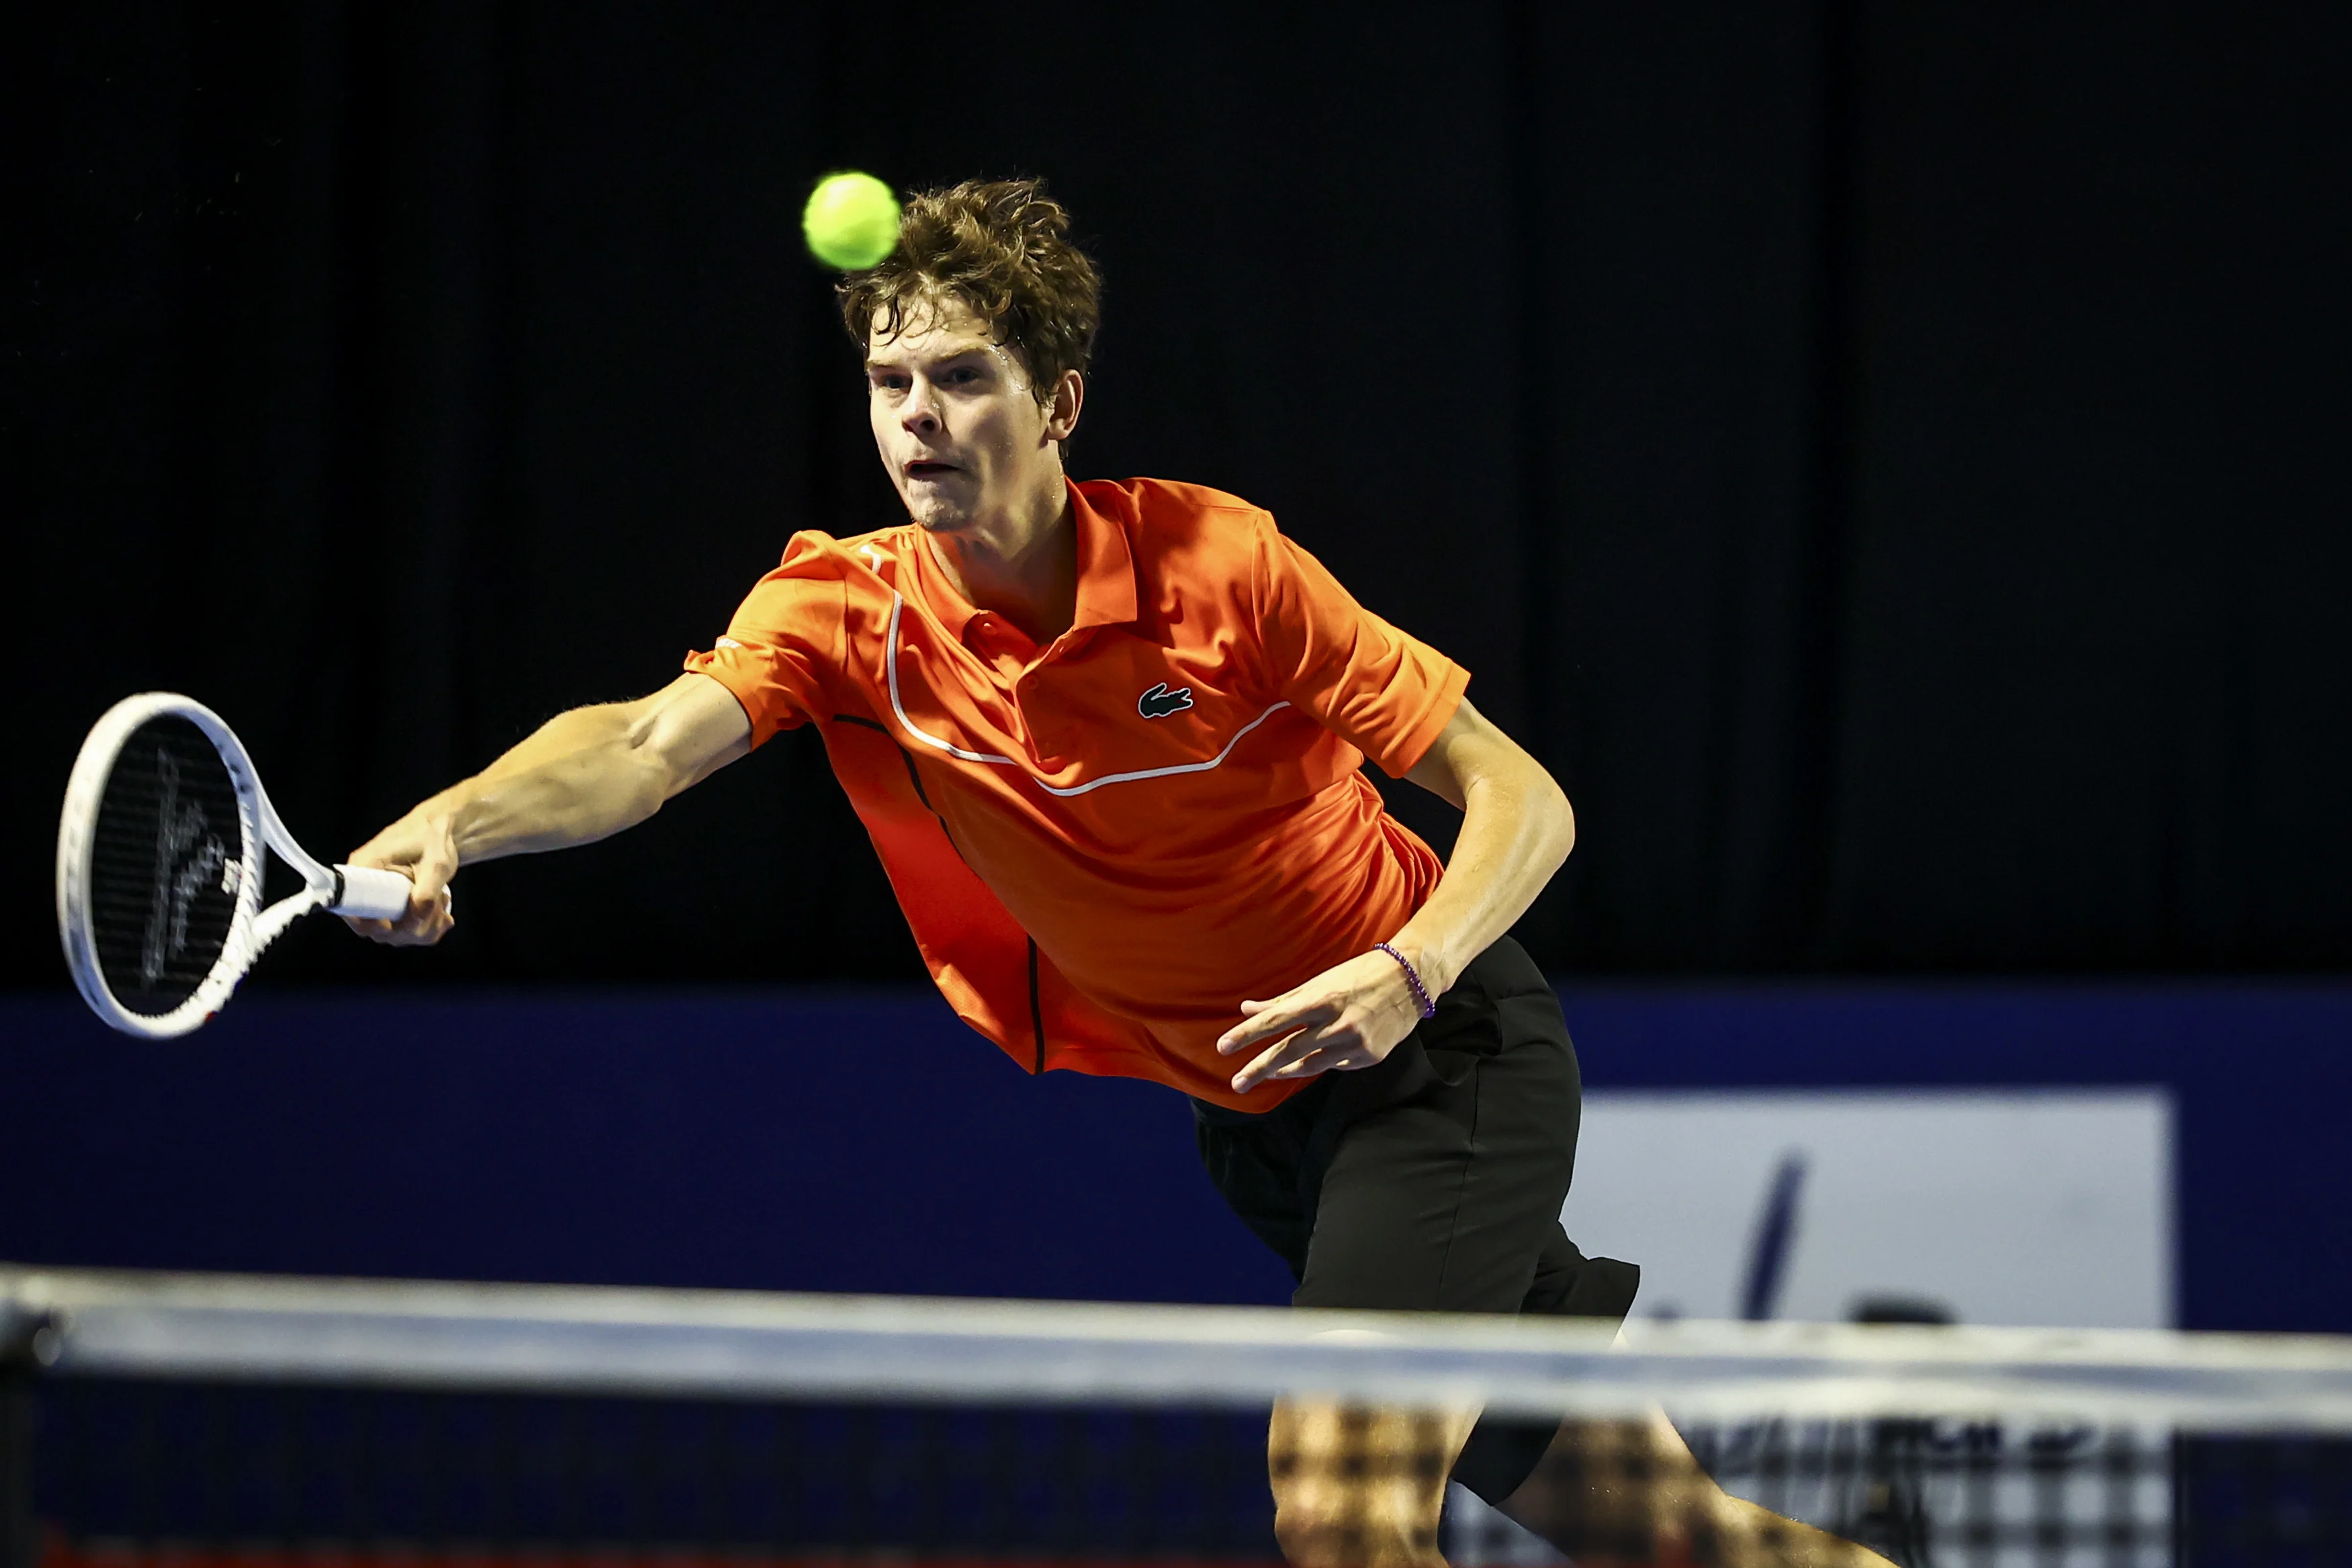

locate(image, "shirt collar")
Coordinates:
1067 477 1139 631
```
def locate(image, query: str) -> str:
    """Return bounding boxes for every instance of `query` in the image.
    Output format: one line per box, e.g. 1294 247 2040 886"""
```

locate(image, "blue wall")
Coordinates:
3 985 2345 1332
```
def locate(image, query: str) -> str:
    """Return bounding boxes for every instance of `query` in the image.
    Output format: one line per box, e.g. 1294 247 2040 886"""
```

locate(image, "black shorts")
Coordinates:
1191 935 1639 1505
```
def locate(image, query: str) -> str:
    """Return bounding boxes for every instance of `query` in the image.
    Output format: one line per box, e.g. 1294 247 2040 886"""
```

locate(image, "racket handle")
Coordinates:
329 864 416 920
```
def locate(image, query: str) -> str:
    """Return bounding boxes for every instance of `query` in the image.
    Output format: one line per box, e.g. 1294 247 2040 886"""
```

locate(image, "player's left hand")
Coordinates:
1216 948 1433 1094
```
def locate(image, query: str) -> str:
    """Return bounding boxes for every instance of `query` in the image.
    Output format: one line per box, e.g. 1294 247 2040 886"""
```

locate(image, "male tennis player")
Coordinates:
349 180 1889 1568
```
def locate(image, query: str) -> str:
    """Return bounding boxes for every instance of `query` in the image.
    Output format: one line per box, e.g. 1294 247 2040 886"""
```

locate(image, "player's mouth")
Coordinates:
903 459 960 481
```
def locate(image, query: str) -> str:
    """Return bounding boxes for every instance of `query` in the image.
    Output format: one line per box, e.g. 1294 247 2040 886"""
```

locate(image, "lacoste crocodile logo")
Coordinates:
1137 682 1195 720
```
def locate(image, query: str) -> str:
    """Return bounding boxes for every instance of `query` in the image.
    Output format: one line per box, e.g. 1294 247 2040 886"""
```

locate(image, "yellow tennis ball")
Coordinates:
802 172 901 271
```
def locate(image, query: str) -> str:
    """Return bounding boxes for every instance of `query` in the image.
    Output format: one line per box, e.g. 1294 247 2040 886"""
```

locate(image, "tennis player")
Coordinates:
347 179 1890 1568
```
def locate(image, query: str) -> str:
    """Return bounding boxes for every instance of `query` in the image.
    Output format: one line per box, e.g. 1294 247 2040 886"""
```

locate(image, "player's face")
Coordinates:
865 295 1065 535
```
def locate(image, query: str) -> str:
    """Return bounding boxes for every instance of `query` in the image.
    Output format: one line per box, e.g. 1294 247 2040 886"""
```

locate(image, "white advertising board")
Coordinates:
1565 1088 2176 1329
1448 1089 2176 1565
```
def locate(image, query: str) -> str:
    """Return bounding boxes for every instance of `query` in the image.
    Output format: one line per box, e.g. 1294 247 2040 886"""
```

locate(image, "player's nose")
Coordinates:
901 375 944 433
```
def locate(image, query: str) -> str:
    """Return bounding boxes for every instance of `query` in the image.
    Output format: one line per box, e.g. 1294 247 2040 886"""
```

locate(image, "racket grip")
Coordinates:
329 864 416 920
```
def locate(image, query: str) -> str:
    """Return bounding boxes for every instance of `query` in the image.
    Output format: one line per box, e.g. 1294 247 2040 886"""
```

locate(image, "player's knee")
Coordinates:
1271 1489 1444 1568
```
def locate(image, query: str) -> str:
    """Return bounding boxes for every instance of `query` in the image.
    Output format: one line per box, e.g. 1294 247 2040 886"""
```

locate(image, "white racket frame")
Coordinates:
56 692 414 1038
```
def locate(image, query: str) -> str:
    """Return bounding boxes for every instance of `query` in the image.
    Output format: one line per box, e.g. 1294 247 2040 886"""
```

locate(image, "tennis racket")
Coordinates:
56 692 415 1037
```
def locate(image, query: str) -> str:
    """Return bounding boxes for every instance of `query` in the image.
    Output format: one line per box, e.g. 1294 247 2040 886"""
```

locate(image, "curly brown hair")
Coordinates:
836 177 1103 408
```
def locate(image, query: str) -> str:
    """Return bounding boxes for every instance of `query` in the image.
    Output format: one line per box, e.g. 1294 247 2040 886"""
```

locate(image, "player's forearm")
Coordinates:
1389 766 1574 998
429 704 678 864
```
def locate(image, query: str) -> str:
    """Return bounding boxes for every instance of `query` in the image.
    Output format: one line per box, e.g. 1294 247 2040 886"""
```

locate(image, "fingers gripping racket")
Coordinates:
56 692 414 1037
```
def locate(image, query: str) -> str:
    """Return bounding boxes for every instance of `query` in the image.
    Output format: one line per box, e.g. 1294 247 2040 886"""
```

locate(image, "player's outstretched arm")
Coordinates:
342 673 752 947
1218 696 1573 1091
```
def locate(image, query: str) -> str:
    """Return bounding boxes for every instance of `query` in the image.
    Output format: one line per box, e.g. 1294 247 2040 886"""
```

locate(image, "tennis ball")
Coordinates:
803 172 901 271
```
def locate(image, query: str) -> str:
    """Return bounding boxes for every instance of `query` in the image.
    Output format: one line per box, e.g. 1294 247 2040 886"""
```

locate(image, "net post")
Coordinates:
0 1306 52 1568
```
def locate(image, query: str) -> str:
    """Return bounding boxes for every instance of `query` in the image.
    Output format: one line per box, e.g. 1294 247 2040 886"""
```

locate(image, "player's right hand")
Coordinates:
342 808 459 946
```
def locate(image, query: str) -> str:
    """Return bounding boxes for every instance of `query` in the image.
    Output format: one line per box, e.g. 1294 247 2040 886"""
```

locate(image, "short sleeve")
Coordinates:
1251 520 1470 777
681 532 849 748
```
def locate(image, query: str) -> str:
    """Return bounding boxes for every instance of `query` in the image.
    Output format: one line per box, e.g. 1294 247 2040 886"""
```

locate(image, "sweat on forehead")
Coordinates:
870 291 999 348
868 293 1038 390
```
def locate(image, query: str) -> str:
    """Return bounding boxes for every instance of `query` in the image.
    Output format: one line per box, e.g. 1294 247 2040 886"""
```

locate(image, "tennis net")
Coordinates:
4 1266 2348 1568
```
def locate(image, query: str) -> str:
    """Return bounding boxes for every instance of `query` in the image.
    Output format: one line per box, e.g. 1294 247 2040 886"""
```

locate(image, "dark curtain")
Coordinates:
7 2 2347 988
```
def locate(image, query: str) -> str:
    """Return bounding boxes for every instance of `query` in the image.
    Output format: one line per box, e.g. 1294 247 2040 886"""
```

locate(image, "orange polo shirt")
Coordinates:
684 477 1468 1111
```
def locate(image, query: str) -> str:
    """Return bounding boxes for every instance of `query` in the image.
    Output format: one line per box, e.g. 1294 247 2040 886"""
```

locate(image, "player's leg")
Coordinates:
1456 1234 1895 1566
1194 1072 1462 1563
1496 1410 1901 1568
1269 938 1591 1565
1195 1085 1465 1563
1267 1398 1475 1568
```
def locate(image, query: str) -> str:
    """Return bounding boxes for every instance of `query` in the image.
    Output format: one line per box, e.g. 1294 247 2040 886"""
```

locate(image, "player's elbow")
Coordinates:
1489 752 1574 872
614 708 694 801
625 749 678 821
547 708 674 829
617 676 750 801
1463 754 1574 873
543 743 670 841
606 735 688 822
1534 768 1575 869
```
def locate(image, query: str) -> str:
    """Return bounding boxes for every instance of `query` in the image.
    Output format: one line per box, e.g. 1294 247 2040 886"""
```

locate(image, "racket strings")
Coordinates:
87 718 246 1015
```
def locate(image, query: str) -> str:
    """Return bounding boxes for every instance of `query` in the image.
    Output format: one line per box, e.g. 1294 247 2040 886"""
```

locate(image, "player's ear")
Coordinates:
1044 369 1084 443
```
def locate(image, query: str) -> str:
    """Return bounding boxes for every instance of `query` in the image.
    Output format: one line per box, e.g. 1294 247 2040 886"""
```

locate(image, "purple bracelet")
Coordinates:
1373 941 1437 1019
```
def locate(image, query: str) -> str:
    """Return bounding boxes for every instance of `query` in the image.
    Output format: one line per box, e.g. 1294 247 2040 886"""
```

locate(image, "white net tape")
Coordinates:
8 1263 2350 1432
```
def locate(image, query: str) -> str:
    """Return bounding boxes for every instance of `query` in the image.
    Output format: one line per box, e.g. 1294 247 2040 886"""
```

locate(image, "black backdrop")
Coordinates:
8 3 2347 988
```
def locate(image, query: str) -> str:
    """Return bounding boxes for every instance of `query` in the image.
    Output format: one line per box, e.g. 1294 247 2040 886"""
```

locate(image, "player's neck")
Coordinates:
921 478 1078 645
